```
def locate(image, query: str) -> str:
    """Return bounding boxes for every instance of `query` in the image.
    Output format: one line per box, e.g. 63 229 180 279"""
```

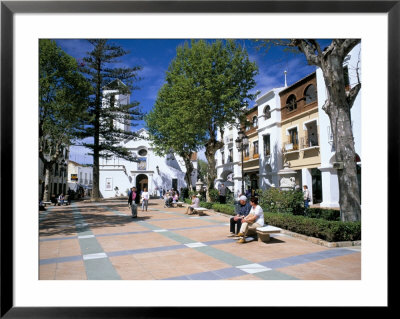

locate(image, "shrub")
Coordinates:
199 201 214 209
305 207 341 221
211 203 235 215
208 188 220 202
263 212 361 242
258 188 304 215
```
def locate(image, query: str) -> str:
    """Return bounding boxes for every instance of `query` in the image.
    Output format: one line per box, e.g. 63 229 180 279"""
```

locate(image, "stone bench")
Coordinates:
193 207 208 216
256 225 282 243
172 202 184 207
42 201 52 206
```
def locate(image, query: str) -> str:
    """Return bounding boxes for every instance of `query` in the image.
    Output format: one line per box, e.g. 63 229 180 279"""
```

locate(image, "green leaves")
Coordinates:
79 39 143 162
39 39 92 162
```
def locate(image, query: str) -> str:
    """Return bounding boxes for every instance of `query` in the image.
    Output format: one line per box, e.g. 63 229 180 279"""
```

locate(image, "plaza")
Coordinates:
39 198 361 280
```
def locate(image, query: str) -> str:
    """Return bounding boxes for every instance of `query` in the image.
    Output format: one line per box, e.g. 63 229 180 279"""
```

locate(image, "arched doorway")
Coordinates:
136 174 148 196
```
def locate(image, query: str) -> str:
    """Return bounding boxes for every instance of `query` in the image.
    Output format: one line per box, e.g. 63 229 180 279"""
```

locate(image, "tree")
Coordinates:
196 159 209 183
160 40 258 201
145 78 207 190
78 40 143 201
39 39 92 201
258 39 361 222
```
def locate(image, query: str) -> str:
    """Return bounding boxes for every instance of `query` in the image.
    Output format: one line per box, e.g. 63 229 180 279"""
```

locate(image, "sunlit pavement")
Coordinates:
39 199 361 280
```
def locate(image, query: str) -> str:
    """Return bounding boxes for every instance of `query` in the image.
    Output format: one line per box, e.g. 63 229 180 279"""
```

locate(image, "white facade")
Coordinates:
215 123 242 195
317 43 361 208
99 80 197 198
256 87 285 190
99 128 198 198
67 160 93 193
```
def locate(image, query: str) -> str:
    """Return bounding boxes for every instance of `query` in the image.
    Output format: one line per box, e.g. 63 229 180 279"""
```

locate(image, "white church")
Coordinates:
98 80 198 198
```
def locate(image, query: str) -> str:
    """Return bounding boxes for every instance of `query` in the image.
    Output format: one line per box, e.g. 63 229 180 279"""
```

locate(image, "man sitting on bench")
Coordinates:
237 197 264 244
185 194 200 215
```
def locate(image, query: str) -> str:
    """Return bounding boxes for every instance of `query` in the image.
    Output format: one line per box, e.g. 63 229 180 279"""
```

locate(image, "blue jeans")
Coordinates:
131 203 137 217
141 199 148 211
304 200 309 209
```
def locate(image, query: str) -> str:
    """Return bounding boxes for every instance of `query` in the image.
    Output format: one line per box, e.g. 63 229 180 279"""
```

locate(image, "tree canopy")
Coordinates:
39 39 92 200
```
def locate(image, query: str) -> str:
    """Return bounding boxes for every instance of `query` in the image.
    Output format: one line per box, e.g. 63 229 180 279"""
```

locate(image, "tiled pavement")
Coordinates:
39 199 361 280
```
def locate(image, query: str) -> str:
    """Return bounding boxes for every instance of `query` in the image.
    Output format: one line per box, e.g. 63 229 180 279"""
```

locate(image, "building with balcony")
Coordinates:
215 123 240 194
241 106 260 192
256 86 286 189
279 72 322 204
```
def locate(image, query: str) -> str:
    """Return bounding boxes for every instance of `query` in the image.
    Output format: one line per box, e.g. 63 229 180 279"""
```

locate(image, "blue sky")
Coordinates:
54 39 330 164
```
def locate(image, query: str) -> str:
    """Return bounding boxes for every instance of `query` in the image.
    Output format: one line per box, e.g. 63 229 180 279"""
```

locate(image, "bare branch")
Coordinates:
347 83 361 108
289 39 321 67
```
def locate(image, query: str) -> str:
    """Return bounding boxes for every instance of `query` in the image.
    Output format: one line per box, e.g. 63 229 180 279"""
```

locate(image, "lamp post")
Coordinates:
235 130 249 195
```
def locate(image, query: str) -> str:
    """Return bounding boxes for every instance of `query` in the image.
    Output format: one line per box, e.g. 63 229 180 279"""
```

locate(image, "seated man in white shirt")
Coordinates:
237 196 264 244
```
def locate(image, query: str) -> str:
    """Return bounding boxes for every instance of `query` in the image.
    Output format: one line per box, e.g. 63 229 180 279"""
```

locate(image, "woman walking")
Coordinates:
141 188 149 212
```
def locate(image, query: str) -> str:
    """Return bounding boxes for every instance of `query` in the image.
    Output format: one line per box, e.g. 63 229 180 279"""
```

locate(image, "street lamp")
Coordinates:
235 129 249 195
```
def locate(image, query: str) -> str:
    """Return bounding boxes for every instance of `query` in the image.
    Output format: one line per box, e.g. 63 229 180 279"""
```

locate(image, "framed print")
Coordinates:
1 0 397 317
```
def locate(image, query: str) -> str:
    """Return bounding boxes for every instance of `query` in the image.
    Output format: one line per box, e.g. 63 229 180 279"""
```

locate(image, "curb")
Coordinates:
280 229 361 248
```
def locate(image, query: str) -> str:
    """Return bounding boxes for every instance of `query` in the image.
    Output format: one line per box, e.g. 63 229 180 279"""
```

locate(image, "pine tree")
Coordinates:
79 39 143 201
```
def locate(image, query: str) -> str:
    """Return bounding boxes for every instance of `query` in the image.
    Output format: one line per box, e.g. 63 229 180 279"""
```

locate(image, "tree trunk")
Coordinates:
322 55 361 222
204 138 223 202
182 154 194 190
43 164 52 202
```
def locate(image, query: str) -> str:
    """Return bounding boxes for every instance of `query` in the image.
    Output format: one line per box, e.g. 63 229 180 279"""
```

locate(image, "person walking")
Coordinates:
141 188 149 212
303 185 311 209
228 195 251 236
237 197 264 244
128 187 138 218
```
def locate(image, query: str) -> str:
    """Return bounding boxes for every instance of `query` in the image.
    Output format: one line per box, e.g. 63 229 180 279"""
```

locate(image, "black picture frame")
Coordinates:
1 1 396 317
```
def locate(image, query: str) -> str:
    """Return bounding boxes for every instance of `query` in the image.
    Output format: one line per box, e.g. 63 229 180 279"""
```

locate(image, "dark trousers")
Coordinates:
230 217 243 234
219 195 226 204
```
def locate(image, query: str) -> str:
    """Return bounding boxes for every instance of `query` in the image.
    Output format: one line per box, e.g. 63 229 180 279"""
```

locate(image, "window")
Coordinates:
343 65 350 90
138 149 147 156
288 128 298 147
263 135 271 156
110 95 115 108
253 141 259 156
221 150 225 165
286 94 297 112
138 158 147 170
264 105 271 119
244 144 250 157
245 121 251 131
304 84 317 104
252 116 258 127
228 149 233 163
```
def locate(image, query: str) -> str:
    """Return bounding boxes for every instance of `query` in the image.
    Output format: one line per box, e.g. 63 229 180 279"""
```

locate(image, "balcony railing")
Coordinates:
282 141 299 153
300 133 319 149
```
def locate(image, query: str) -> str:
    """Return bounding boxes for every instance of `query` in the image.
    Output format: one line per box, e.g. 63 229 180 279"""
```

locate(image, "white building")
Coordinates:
256 86 286 189
215 123 241 194
317 43 361 208
99 128 198 198
98 80 197 198
67 160 93 196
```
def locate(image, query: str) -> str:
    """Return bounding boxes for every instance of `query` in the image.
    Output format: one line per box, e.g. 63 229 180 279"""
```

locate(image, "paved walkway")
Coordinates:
39 199 361 280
